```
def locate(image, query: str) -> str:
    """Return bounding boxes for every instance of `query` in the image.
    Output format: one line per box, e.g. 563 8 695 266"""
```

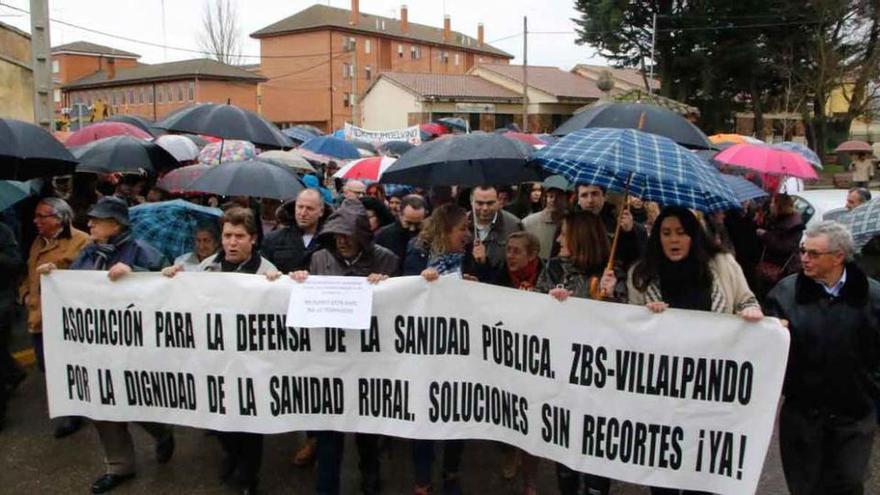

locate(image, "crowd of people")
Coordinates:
1 163 879 495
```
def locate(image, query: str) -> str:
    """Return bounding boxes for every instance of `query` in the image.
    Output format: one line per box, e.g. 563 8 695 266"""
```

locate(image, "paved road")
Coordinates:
5 369 879 495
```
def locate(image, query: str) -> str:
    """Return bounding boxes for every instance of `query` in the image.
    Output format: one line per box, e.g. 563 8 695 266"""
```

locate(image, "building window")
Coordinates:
410 45 421 60
454 53 460 65
157 85 164 103
52 60 59 74
137 87 143 104
188 81 195 101
342 63 353 79
177 84 183 102
365 65 371 81
440 51 449 64
398 44 403 58
343 36 356 51
364 39 371 54
53 89 61 103
343 93 351 107
166 85 173 102
147 87 153 104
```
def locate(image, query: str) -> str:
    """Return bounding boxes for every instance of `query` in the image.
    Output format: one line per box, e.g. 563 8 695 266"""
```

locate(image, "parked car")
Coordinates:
791 188 878 228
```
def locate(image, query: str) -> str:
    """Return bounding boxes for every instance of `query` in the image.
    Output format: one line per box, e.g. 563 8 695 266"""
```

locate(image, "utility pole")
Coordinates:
351 39 359 127
522 16 528 132
30 0 53 129
648 12 657 96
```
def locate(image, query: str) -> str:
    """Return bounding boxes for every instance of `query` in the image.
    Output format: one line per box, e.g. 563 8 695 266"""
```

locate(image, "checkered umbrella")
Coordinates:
130 199 222 261
536 127 739 212
840 199 880 249
721 174 768 202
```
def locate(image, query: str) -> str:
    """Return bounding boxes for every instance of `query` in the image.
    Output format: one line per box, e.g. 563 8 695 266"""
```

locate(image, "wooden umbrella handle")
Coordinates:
590 200 626 300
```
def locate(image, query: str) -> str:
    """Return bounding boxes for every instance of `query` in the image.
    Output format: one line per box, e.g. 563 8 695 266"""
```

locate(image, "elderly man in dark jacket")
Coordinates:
765 221 880 495
40 197 173 494
262 188 327 273
291 199 398 495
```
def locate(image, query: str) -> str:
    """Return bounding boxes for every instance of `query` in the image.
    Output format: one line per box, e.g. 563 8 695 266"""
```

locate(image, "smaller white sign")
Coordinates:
286 275 373 329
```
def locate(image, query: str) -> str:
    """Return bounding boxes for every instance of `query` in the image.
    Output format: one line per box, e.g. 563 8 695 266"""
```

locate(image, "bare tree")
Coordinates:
198 0 242 65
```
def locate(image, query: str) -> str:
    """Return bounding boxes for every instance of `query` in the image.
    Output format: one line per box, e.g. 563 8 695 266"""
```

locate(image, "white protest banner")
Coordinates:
286 276 373 329
344 122 421 145
42 271 788 494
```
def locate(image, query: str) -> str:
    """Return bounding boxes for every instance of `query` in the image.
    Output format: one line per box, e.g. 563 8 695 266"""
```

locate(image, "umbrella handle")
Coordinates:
591 174 633 301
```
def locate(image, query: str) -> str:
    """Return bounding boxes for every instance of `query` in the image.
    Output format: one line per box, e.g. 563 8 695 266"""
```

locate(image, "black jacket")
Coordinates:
262 224 322 273
310 199 399 277
765 264 880 418
374 221 417 270
0 222 22 320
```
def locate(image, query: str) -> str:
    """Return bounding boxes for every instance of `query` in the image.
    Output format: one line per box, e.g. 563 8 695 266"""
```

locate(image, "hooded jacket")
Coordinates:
308 199 399 277
765 263 880 418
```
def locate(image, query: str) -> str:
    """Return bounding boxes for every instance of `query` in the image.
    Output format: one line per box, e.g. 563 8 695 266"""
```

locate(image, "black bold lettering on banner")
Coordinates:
393 316 470 355
98 368 116 405
541 404 570 448
154 311 195 348
60 307 143 347
738 362 754 405
481 323 554 378
704 429 746 479
581 414 684 471
206 313 224 350
66 364 91 402
236 313 309 351
238 377 257 416
360 317 380 352
570 344 608 387
207 375 226 414
268 376 344 416
358 378 414 421
325 328 347 352
426 381 528 435
123 370 197 410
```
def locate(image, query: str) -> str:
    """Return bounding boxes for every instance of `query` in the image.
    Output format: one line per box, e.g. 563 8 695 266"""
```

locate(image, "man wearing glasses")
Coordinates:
765 221 880 495
375 195 427 271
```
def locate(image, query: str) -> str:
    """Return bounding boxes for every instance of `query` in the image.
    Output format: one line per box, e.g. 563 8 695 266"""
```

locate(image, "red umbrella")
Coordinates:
420 123 449 137
332 156 396 181
503 132 545 146
714 144 818 180
66 122 151 147
834 140 873 153
156 164 210 193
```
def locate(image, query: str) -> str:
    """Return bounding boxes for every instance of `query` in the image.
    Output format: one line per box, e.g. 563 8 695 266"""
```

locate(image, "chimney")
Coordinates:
350 0 359 26
477 23 484 46
400 5 408 34
443 15 451 42
106 57 116 80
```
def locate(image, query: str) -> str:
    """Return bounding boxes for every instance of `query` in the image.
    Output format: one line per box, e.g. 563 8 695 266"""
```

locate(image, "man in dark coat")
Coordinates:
291 199 398 495
765 221 880 495
374 194 427 270
468 185 522 274
0 221 23 431
262 188 327 273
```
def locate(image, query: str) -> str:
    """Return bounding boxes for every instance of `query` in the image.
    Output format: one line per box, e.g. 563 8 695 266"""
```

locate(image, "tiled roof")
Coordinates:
251 4 512 59
572 64 660 90
375 72 522 101
63 58 265 89
475 64 603 100
51 41 140 59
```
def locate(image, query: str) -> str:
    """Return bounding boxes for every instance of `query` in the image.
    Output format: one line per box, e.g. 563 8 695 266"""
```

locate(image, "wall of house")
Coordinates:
0 25 34 121
360 79 420 130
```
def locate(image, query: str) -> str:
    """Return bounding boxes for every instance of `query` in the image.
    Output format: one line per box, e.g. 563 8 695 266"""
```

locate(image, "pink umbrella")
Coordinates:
156 164 210 193
834 140 873 153
502 131 545 146
65 122 152 147
332 156 396 181
714 143 818 180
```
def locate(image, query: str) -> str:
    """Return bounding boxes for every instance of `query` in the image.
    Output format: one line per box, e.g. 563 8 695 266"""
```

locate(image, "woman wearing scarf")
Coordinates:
38 196 174 494
626 206 762 495
535 210 619 495
403 203 477 495
163 207 280 495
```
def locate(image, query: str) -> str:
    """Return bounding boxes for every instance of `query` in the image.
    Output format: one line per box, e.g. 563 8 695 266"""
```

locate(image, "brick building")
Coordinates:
0 21 33 121
251 1 513 131
61 58 265 122
51 42 141 121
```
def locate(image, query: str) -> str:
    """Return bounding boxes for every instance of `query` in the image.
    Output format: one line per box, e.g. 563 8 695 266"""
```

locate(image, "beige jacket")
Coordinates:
19 228 90 333
627 253 759 314
851 158 874 183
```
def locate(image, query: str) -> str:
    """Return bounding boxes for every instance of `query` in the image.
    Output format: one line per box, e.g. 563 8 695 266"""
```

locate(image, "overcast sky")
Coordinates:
0 0 606 68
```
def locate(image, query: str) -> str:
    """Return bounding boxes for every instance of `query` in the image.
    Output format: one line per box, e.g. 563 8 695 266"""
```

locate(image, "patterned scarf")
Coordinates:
428 252 464 275
93 230 133 270
509 257 541 290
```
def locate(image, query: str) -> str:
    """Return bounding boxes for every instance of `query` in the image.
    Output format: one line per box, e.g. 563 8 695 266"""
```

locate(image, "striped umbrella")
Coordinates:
721 174 768 202
333 156 396 181
773 142 822 169
536 128 739 212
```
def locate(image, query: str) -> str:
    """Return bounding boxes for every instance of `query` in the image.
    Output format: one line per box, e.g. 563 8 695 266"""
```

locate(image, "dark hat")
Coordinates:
87 196 130 226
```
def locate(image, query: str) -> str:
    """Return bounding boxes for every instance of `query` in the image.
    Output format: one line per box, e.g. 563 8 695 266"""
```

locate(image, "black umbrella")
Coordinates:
104 115 157 136
350 140 378 156
552 102 713 150
378 140 415 157
379 133 541 186
437 117 468 132
0 118 78 180
187 159 305 200
154 103 293 149
71 135 180 175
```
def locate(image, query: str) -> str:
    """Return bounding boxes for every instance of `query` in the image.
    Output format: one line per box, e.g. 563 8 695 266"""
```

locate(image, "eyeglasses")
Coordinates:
34 213 58 219
799 247 838 259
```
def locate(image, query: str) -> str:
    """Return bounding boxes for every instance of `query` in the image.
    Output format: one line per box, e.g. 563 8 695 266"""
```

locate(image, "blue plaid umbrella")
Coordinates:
773 142 823 170
721 174 768 202
301 136 361 159
840 198 880 249
130 199 222 261
536 128 739 212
